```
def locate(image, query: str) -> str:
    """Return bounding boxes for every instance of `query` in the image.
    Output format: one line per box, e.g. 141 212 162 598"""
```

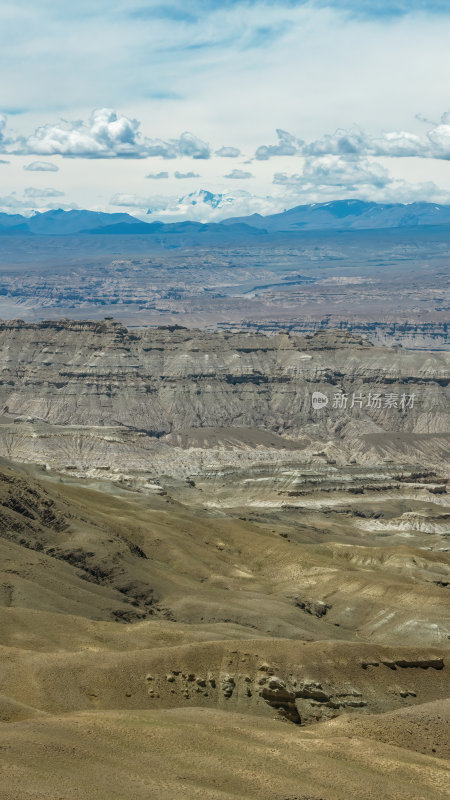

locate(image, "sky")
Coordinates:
1 0 450 221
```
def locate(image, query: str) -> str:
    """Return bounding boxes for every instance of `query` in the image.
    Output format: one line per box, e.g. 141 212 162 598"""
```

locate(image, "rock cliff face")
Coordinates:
0 320 448 430
0 320 448 483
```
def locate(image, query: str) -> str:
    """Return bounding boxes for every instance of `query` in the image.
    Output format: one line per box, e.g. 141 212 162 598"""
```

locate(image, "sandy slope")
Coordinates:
1 707 450 800
0 457 449 799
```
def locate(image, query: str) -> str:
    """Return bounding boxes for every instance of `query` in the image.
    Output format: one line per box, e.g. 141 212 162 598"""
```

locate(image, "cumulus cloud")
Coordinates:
274 156 391 189
174 171 200 179
425 120 450 159
303 128 427 158
303 112 450 160
255 129 303 160
15 108 146 158
176 132 210 159
10 109 212 160
23 161 60 172
24 187 65 198
144 133 210 159
224 168 253 179
255 112 450 161
145 171 169 179
302 129 372 157
272 155 450 206
6 107 450 169
216 146 241 157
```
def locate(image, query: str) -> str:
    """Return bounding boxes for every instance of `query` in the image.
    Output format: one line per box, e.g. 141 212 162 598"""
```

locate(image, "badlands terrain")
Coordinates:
0 320 449 799
0 221 448 349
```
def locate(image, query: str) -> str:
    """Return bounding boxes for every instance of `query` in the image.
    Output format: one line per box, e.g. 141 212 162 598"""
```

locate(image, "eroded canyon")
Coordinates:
0 320 449 800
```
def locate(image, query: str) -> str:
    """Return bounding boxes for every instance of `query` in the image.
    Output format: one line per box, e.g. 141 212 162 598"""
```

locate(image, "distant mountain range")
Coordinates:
223 199 450 232
0 209 140 236
2 200 450 237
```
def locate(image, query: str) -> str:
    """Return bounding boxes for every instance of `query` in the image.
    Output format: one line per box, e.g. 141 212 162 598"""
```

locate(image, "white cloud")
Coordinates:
145 132 210 160
216 146 241 157
23 160 60 172
255 129 303 160
302 129 373 157
303 128 428 158
274 156 391 189
176 132 210 159
18 108 147 158
252 112 450 162
224 168 253 179
3 105 450 176
259 126 431 160
272 155 450 206
24 187 65 198
174 170 200 179
302 112 450 160
109 193 151 208
426 120 450 159
145 139 178 159
9 109 212 160
145 171 169 179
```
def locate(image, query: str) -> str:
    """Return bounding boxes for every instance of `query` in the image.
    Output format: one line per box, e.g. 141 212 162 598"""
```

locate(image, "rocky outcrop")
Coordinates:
260 677 301 723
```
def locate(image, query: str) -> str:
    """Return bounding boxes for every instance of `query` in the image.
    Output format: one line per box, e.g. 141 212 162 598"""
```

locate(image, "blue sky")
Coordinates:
0 0 450 220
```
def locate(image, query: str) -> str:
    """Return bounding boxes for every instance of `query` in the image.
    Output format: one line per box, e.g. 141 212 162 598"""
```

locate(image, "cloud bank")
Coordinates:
2 108 450 167
274 156 391 189
257 112 450 161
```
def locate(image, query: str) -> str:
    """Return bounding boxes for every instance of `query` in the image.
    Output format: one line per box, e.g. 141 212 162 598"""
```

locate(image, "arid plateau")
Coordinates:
0 319 448 799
